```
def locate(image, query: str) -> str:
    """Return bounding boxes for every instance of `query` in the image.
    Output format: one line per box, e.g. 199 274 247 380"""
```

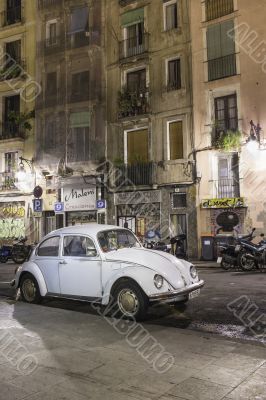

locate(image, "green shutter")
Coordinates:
207 24 221 60
121 8 144 27
70 112 90 128
221 19 235 56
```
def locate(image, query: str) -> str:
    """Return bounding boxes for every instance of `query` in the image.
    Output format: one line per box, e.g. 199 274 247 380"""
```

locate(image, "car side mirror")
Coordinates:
86 248 97 257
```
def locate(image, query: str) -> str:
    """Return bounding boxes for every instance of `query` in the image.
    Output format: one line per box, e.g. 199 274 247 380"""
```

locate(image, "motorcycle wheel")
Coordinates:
220 258 232 270
12 250 27 264
238 252 256 271
0 256 8 263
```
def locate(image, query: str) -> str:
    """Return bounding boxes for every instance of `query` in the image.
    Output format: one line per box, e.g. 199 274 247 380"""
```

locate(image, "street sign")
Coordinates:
33 186 43 198
33 199 43 212
54 202 64 213
33 212 42 218
96 199 106 209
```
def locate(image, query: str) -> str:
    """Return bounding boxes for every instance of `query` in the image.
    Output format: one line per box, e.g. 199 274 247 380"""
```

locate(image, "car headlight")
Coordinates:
190 265 198 279
154 274 164 289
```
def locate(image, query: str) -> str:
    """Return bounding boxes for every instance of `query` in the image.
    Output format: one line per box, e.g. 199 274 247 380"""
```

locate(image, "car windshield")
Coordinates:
97 229 141 252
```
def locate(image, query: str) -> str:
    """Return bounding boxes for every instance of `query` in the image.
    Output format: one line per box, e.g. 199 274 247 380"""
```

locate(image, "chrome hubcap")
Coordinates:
118 289 139 316
22 279 36 302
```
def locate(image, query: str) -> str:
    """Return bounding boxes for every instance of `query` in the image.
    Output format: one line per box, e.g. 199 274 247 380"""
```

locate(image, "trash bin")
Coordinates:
201 236 215 261
215 234 235 258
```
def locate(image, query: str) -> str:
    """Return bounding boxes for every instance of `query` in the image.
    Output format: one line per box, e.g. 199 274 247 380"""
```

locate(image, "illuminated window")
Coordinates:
168 121 183 160
126 128 148 164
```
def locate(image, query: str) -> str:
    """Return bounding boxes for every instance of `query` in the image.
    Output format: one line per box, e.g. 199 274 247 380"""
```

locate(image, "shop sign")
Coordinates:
114 190 161 205
63 186 96 211
201 197 245 209
33 212 42 218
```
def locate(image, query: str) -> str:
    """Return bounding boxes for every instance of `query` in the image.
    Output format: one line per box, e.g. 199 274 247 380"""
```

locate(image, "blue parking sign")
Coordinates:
54 202 64 213
33 199 43 212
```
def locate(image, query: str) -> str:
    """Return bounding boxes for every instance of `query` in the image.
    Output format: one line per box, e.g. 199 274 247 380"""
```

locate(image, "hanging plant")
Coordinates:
8 110 35 133
216 130 242 152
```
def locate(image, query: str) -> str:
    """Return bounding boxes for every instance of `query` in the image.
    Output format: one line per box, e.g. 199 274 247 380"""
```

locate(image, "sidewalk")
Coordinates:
192 260 220 268
0 299 265 400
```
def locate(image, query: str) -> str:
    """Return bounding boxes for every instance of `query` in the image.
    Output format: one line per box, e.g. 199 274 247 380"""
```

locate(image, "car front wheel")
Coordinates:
112 280 148 321
20 274 42 304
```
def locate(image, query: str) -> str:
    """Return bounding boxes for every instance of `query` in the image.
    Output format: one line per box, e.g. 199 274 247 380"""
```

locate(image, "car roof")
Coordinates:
46 223 125 238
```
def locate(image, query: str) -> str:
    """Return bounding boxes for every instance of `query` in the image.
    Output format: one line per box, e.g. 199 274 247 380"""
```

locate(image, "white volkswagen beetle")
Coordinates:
14 224 204 320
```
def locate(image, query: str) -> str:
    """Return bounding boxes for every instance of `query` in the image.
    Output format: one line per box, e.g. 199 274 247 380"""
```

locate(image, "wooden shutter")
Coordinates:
169 121 183 160
127 129 148 164
207 24 221 60
221 20 235 56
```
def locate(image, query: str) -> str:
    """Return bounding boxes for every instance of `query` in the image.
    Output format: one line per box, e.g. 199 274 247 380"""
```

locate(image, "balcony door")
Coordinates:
217 153 239 198
4 95 20 138
125 22 144 57
126 128 148 164
127 69 146 93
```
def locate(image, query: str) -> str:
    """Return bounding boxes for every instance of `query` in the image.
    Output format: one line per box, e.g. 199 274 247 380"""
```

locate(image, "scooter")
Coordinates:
218 228 256 270
170 233 187 259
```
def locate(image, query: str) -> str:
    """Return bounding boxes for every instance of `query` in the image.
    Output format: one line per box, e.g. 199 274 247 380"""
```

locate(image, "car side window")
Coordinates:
37 236 60 257
63 236 97 257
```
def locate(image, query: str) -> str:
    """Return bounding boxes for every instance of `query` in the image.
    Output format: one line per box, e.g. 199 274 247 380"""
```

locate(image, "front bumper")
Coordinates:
148 280 205 302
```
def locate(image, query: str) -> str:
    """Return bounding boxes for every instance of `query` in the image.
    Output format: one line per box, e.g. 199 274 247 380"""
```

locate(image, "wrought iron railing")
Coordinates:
0 60 26 81
119 0 137 6
0 172 17 191
1 122 25 140
208 53 236 81
205 0 234 21
38 0 63 9
1 6 22 26
119 34 149 60
118 89 150 119
214 179 240 198
67 31 90 49
114 162 156 187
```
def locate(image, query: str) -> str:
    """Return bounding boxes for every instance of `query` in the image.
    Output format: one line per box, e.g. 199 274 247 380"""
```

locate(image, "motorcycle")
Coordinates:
12 237 34 264
237 233 266 271
218 228 256 270
143 240 172 253
170 233 187 259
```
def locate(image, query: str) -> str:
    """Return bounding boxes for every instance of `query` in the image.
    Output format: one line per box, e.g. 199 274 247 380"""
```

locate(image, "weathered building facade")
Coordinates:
0 0 37 242
106 0 198 258
191 0 266 258
35 0 106 236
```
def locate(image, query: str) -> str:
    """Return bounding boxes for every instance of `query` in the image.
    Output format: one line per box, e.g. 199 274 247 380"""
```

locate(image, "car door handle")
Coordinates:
59 260 67 265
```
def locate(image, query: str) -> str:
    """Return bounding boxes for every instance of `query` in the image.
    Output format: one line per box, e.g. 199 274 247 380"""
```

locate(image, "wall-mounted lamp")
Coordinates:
16 156 35 191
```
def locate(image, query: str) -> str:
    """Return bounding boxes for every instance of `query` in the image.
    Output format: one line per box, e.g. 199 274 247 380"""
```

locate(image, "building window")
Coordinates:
44 118 56 150
68 7 89 48
206 0 234 21
46 20 58 46
168 120 183 160
5 0 21 25
172 193 187 208
1 40 22 80
124 21 145 57
126 128 148 164
71 71 90 102
3 95 20 139
217 153 240 198
214 94 238 136
126 68 146 92
164 0 178 31
2 151 18 190
207 20 236 81
68 127 89 162
167 58 181 91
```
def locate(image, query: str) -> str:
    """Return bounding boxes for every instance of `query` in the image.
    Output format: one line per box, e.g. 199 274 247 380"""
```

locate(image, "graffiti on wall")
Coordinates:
0 202 25 239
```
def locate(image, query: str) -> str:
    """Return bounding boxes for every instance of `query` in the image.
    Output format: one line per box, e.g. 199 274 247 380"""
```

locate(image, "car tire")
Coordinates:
112 280 149 321
20 273 42 304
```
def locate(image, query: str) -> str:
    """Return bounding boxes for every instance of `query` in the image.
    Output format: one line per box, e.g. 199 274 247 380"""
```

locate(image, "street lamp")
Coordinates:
16 156 35 192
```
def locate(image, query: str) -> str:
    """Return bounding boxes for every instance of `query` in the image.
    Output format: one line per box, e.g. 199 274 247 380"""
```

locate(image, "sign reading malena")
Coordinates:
63 186 96 211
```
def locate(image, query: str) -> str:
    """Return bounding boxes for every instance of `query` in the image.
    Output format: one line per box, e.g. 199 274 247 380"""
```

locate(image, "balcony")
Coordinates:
67 31 90 49
214 179 240 198
0 172 17 191
119 0 137 6
0 60 26 81
113 162 156 187
1 122 25 140
119 34 149 60
41 36 63 55
206 0 234 21
118 88 150 119
208 54 236 81
38 0 63 9
1 6 22 26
